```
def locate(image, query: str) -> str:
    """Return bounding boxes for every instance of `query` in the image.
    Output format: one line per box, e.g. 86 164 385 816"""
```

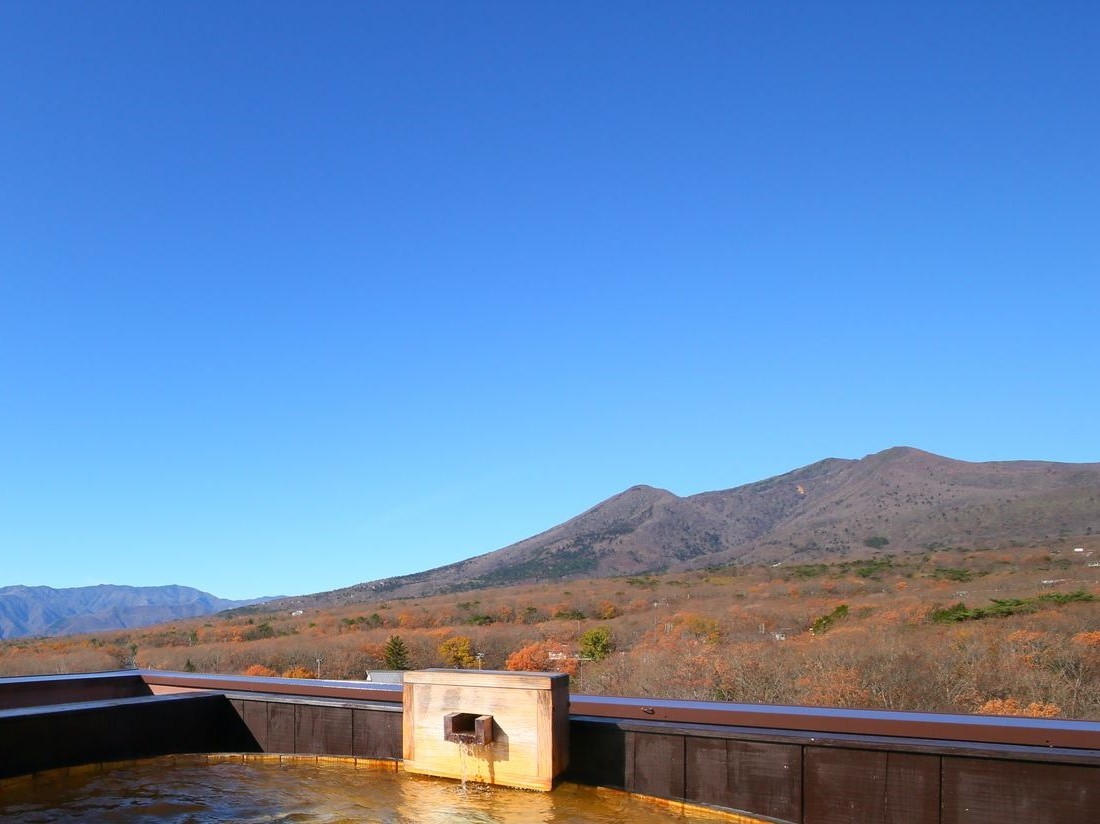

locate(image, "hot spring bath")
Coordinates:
0 755 748 823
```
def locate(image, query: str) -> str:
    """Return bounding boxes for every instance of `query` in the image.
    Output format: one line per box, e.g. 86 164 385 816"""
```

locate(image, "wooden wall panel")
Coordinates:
266 702 296 753
353 708 402 760
806 747 887 823
687 736 802 823
0 716 53 777
942 756 1100 824
565 720 627 789
209 698 261 753
295 705 354 756
879 752 941 823
225 699 398 760
628 731 685 800
232 698 270 752
805 747 939 824
0 674 150 710
65 709 113 769
120 701 183 760
0 695 254 779
294 704 322 754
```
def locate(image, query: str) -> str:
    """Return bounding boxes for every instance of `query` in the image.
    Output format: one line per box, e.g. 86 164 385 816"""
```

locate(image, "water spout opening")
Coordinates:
444 712 494 745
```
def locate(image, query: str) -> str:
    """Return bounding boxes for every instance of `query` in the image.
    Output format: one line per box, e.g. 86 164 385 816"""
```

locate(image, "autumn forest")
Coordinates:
2 542 1097 720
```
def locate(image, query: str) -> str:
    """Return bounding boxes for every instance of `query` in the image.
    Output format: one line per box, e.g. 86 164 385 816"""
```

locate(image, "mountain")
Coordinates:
0 584 273 640
302 447 1099 604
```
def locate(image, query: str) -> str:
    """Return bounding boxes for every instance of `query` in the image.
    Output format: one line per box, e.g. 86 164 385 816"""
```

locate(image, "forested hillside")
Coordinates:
3 541 1096 719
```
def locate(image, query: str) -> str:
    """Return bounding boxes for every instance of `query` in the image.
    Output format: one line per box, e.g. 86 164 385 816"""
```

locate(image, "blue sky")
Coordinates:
1 2 1097 599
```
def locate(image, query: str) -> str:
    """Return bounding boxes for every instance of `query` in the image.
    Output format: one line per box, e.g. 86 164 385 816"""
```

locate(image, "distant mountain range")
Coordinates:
301 447 1099 604
0 584 273 640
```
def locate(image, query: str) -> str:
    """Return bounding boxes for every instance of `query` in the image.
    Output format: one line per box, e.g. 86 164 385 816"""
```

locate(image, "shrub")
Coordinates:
595 601 620 619
978 698 1062 718
933 567 973 582
439 635 477 668
553 606 586 621
579 627 614 661
242 664 277 677
505 641 577 676
810 604 849 634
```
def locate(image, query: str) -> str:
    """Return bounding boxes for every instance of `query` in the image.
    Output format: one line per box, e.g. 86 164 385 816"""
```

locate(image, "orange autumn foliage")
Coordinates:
504 641 577 676
595 601 620 620
796 666 871 708
283 666 316 679
978 698 1062 718
241 664 277 677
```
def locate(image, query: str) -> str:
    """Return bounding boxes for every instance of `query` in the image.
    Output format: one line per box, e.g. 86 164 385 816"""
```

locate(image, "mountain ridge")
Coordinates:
298 446 1099 605
0 584 275 640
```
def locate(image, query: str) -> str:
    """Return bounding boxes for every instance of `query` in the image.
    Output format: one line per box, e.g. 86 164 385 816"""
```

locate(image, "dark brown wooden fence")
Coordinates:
227 693 401 759
0 670 151 710
0 692 255 778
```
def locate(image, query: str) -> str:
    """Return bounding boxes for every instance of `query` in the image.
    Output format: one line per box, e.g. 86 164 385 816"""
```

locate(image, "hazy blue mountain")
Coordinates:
0 584 275 639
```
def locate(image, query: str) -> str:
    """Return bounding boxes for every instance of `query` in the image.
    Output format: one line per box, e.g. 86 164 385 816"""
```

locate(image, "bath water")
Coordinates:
0 756 738 823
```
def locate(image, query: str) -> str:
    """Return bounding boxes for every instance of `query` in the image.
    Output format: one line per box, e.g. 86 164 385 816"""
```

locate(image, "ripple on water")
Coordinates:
0 758 734 824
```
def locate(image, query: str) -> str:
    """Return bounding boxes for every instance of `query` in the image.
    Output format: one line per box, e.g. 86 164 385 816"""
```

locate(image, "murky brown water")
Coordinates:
0 756 735 823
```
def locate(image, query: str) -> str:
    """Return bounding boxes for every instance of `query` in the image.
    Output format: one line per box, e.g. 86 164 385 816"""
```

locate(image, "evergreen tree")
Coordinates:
383 634 411 670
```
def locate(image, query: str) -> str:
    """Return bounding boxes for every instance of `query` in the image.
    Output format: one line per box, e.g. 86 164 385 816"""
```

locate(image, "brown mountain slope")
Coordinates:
306 446 1099 604
691 446 1100 564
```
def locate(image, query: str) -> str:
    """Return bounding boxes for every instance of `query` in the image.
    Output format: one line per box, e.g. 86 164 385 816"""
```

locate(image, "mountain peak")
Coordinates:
312 447 1100 603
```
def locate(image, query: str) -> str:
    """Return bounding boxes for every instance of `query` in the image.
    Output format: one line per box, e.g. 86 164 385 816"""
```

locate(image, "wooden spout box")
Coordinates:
402 669 569 791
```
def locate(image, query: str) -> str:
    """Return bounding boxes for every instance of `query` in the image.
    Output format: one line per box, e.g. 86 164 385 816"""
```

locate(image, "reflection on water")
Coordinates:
0 757 728 823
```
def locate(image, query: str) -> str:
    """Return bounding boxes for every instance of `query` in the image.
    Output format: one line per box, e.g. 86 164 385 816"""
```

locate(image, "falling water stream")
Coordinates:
456 739 472 791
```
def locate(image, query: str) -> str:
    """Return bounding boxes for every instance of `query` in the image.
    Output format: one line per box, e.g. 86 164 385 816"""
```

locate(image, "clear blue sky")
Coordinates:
1 3 1096 599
